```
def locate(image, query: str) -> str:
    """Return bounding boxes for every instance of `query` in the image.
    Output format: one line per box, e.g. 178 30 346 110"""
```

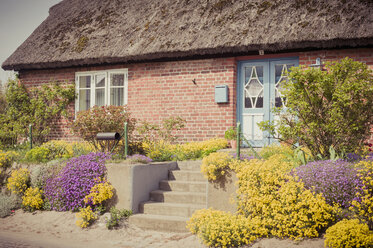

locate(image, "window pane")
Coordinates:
79 89 90 111
95 74 105 87
79 76 91 88
110 88 124 106
244 66 264 109
110 74 124 86
96 88 105 106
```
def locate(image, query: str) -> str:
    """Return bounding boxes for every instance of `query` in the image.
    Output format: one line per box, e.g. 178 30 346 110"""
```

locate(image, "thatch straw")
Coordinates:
2 0 373 70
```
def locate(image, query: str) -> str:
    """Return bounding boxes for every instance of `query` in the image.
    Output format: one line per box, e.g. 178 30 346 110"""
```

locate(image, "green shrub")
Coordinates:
224 126 237 140
71 105 136 152
137 116 185 144
259 143 294 160
106 207 132 229
261 58 373 158
24 147 50 163
324 219 373 248
0 86 6 115
30 163 62 189
0 79 75 147
0 193 21 218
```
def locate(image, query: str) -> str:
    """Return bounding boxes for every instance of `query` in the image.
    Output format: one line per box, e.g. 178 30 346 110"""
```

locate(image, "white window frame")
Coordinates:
75 69 128 114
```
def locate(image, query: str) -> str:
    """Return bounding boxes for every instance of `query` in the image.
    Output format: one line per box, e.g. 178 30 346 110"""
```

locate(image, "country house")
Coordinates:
2 0 373 146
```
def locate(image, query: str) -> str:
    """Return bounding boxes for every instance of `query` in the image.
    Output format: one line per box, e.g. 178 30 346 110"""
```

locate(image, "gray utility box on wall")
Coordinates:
215 85 229 103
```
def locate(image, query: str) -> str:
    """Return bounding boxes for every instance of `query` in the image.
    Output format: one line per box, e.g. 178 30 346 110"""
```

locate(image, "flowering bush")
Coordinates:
178 138 228 160
234 154 338 239
201 152 233 181
0 150 18 183
142 140 176 161
22 187 43 211
7 168 30 195
84 181 114 206
324 219 373 248
187 209 268 247
350 159 373 229
41 140 94 159
294 160 363 208
143 138 228 161
126 154 152 164
229 152 254 161
25 140 95 163
0 150 18 168
75 206 97 228
71 105 136 152
44 152 111 211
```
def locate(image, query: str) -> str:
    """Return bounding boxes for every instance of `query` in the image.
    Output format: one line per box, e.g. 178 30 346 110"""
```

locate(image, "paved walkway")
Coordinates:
0 231 86 248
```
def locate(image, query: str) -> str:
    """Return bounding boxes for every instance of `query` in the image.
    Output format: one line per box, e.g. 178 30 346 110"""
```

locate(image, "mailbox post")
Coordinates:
96 122 128 158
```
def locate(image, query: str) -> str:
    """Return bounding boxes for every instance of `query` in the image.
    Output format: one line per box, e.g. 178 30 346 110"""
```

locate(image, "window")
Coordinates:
75 69 128 113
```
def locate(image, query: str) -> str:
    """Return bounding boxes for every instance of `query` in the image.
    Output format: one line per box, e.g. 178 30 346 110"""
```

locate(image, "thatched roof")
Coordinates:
2 0 373 71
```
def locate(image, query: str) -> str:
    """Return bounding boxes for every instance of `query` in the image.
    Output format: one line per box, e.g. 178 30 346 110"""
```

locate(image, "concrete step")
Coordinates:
176 160 202 171
129 214 189 232
140 201 205 217
159 180 206 193
169 170 206 182
150 190 206 205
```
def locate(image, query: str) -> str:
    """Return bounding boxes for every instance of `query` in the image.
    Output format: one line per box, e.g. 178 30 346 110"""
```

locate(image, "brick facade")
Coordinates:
18 48 373 143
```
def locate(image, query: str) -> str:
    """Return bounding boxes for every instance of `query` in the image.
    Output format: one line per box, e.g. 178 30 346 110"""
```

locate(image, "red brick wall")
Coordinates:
18 47 372 143
127 59 237 142
19 58 237 142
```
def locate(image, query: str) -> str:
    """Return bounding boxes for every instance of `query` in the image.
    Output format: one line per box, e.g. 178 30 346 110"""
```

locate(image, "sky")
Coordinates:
0 0 61 86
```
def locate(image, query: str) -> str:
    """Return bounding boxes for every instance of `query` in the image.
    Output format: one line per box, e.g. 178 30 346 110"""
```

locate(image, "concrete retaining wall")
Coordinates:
107 160 237 213
107 161 177 213
207 172 237 213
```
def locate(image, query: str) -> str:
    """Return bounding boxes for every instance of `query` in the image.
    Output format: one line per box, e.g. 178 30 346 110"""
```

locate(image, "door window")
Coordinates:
238 58 298 147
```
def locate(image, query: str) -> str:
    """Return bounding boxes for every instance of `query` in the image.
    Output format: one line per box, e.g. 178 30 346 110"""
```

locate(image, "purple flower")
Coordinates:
230 152 254 161
346 153 362 162
293 160 364 209
44 152 111 211
126 154 152 164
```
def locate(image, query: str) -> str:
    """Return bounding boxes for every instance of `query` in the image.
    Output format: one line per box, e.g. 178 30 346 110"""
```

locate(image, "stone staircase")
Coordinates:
129 160 207 232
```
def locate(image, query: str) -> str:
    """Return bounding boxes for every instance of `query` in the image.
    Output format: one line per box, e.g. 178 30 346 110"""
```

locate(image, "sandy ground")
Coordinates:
0 210 325 248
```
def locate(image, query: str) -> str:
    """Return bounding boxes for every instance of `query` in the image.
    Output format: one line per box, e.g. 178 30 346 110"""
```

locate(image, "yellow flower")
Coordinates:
76 206 97 228
22 187 43 211
84 182 114 205
325 219 373 248
7 168 30 195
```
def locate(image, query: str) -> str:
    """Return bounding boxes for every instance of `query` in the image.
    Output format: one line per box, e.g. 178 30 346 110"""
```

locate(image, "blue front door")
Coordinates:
237 58 299 147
